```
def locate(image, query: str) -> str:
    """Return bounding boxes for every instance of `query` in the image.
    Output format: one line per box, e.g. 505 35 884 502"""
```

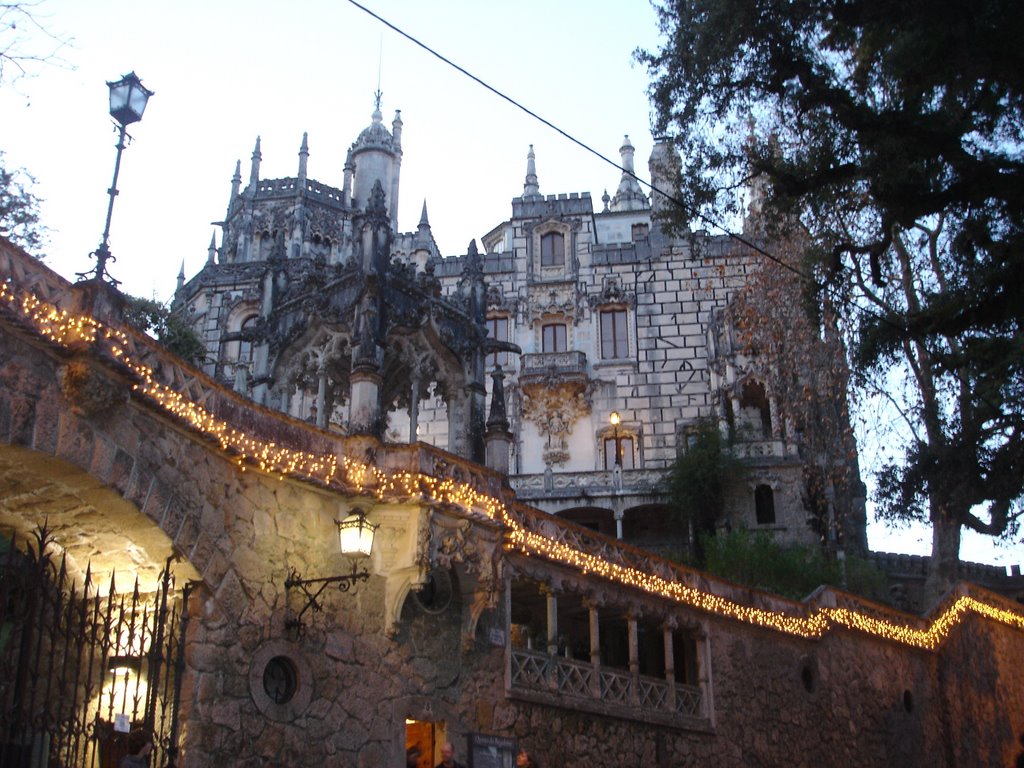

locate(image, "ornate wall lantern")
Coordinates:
284 509 378 630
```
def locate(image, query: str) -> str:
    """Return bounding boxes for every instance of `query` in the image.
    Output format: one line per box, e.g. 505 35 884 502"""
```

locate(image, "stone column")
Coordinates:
543 587 558 657
349 368 381 434
315 365 328 429
628 612 640 706
485 368 513 475
663 620 677 713
586 599 601 699
409 376 421 442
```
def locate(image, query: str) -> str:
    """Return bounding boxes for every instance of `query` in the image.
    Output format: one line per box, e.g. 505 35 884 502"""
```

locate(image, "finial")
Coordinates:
524 144 540 197
298 132 309 181
419 200 430 228
177 260 185 290
249 136 262 185
208 232 217 265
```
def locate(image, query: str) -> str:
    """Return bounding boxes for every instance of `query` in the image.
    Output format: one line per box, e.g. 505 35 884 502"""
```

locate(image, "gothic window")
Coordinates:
755 484 776 525
486 315 510 368
600 309 629 359
542 323 567 353
540 232 565 266
739 380 772 438
603 435 635 469
236 315 257 366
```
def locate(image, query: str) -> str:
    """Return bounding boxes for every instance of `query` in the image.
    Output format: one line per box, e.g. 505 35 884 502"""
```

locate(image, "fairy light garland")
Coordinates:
3 280 1023 651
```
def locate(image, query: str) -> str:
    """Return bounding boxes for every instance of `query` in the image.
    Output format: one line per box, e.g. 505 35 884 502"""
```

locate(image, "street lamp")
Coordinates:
79 72 154 286
609 411 623 467
284 509 378 630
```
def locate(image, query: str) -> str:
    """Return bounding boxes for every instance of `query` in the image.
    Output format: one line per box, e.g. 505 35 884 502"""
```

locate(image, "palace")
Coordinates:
1 95 1022 762
173 100 867 558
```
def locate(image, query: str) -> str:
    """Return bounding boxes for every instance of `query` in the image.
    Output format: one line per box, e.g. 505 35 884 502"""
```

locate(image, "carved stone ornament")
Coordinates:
588 277 636 310
521 378 593 466
59 360 128 417
526 285 579 324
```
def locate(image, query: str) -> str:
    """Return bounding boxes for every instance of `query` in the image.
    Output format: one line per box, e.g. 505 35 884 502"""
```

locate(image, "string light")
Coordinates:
3 280 1022 651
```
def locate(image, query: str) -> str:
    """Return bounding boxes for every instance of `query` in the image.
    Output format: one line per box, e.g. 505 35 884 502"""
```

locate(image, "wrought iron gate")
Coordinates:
0 527 188 767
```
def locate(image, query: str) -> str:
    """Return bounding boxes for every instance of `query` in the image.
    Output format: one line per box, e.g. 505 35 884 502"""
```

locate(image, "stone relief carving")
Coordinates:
526 284 580 323
521 377 594 466
588 276 636 309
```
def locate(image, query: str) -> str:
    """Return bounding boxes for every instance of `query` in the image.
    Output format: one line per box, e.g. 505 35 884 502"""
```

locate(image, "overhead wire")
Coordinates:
342 0 899 333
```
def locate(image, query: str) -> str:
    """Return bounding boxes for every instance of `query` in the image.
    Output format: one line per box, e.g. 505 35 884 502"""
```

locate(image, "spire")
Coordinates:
342 148 354 206
418 200 430 229
298 132 309 182
392 109 403 150
487 367 510 432
207 232 217 265
230 160 241 204
176 260 185 291
523 144 540 198
249 136 262 187
610 135 648 212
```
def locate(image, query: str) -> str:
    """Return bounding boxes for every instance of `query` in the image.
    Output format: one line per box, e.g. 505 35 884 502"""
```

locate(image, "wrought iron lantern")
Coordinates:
78 72 154 286
284 509 378 630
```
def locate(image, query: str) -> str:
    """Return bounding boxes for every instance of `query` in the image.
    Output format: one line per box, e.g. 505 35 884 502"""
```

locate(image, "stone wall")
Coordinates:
2 244 1022 767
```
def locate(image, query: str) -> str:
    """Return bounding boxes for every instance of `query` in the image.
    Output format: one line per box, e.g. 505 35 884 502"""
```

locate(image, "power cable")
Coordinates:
342 0 899 332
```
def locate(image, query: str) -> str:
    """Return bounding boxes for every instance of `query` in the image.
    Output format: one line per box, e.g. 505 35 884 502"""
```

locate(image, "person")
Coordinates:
406 745 423 768
435 741 465 768
120 729 152 768
515 748 536 768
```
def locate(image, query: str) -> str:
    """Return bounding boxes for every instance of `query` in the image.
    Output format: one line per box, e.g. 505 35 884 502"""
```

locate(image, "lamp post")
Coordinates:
609 411 623 468
284 509 378 630
79 72 154 286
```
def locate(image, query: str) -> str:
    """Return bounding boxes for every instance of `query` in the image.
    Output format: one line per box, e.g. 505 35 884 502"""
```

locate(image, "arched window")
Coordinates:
755 484 776 525
237 315 257 366
603 435 635 470
486 315 510 367
540 232 565 266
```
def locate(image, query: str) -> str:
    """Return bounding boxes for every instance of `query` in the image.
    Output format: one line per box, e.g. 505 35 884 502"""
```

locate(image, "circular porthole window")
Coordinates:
262 656 297 704
250 641 312 721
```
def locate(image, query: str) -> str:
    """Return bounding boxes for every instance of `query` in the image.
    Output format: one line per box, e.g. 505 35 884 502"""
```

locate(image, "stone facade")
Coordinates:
2 242 1023 767
173 107 866 559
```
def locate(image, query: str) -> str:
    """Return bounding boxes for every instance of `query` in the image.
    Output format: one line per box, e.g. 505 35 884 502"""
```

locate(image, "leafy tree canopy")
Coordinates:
123 295 206 366
641 0 1024 596
665 417 745 565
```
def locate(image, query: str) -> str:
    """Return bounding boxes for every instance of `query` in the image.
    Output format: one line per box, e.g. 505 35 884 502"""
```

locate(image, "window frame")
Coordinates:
600 308 630 360
541 322 568 353
540 231 565 267
754 484 776 525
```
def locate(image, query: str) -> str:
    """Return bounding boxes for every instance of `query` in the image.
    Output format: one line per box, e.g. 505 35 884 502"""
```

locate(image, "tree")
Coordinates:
665 417 746 566
0 151 46 255
641 0 1024 602
728 234 866 555
123 295 207 366
1 1 71 87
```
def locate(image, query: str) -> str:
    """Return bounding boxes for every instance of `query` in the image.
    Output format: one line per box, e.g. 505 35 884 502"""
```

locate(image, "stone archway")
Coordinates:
0 445 200 591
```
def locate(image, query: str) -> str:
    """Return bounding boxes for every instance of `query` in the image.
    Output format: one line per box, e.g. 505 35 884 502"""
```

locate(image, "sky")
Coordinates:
1 0 1020 570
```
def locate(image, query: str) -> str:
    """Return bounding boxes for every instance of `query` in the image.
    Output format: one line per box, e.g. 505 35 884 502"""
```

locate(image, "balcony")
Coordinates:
521 350 588 378
508 647 709 730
